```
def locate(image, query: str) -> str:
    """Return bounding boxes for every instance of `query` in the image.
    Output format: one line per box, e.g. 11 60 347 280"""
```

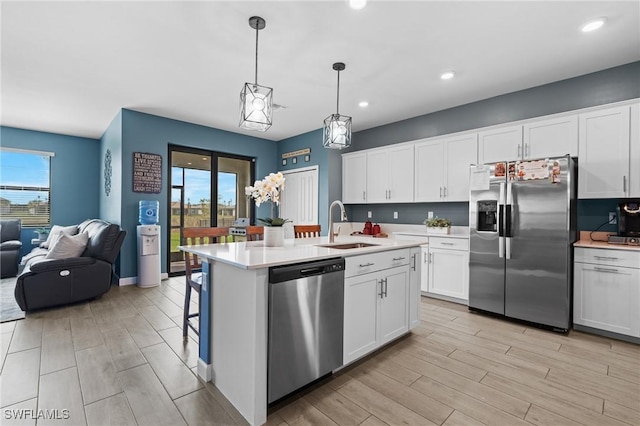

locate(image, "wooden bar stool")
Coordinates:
294 224 321 238
182 227 229 339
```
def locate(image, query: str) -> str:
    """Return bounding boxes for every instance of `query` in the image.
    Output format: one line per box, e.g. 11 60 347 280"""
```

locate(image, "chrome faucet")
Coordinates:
328 200 348 243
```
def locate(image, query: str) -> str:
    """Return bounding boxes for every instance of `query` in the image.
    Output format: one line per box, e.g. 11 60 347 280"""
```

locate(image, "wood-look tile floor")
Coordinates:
1 279 639 426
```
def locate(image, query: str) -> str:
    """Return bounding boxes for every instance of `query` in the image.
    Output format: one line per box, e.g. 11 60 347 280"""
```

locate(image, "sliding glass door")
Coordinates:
168 146 254 275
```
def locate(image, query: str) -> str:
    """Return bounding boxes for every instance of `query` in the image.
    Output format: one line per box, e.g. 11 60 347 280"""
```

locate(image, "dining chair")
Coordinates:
294 224 321 238
245 225 264 241
181 227 230 339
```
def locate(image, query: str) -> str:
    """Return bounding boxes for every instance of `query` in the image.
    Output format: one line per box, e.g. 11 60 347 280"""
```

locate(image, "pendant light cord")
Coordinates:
336 69 341 114
254 25 259 85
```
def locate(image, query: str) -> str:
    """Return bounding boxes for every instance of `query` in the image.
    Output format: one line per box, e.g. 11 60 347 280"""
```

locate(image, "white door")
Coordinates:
342 153 367 203
366 149 389 203
524 114 578 159
444 133 478 201
478 125 523 163
280 166 318 225
414 140 444 202
379 268 409 345
428 248 470 301
578 106 630 198
344 274 380 364
388 145 414 202
574 263 640 337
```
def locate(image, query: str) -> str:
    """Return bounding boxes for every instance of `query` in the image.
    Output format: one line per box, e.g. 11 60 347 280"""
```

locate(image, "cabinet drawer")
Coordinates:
575 247 640 269
345 249 410 278
429 237 469 251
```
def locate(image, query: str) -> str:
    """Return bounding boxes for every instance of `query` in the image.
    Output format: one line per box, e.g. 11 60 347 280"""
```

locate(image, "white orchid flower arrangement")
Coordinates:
245 172 291 226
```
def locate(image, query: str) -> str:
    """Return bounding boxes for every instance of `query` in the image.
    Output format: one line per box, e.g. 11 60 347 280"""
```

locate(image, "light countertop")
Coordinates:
179 235 426 270
574 231 640 252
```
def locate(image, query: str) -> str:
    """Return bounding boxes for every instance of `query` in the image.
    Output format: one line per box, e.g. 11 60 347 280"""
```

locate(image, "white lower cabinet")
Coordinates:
574 247 640 338
420 237 470 303
344 249 409 365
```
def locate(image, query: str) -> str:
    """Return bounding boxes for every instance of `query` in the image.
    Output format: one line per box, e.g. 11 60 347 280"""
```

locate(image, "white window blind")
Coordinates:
0 148 53 226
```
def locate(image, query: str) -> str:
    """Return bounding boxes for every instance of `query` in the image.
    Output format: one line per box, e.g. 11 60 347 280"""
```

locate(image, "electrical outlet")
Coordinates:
428 211 434 219
367 211 372 219
393 212 398 219
609 212 617 224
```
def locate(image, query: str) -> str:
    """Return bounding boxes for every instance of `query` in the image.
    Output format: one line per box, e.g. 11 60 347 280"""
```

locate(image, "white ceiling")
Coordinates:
1 1 639 142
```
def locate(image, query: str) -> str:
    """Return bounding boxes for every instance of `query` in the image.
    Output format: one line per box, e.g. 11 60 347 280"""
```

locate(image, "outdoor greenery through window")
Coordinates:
0 148 53 226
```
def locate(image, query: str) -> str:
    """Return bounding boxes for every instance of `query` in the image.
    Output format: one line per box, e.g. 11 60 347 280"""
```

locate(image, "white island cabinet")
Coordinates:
343 249 410 364
179 236 425 426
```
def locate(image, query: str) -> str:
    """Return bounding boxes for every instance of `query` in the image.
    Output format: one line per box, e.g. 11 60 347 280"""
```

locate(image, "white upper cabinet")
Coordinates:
342 152 367 203
523 114 578 159
415 133 477 202
629 103 640 197
578 105 631 198
414 139 444 202
366 145 414 203
444 134 478 201
478 125 523 163
343 145 414 204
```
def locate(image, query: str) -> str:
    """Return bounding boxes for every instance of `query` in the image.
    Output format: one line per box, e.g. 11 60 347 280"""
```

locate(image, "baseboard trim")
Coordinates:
119 273 169 286
198 358 213 382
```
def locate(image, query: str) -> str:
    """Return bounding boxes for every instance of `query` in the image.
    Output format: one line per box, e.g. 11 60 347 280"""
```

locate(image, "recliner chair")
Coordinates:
0 219 23 278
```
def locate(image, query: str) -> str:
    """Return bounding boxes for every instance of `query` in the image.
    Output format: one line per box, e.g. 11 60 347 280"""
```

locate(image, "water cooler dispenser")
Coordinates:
137 201 160 287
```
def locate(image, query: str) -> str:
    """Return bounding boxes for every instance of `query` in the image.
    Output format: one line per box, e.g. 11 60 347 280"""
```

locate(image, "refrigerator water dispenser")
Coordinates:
477 200 497 232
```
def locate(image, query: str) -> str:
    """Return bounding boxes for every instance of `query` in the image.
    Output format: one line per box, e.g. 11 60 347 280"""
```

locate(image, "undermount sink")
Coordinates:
316 242 380 250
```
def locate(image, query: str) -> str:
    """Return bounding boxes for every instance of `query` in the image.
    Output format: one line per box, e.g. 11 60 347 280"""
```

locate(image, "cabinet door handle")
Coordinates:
359 262 375 268
429 253 433 263
383 278 388 297
525 144 529 158
363 191 366 201
623 176 627 193
378 279 384 298
424 252 428 263
440 242 454 246
594 266 620 274
594 256 619 261
392 256 405 261
411 254 416 271
517 144 521 158
439 187 443 198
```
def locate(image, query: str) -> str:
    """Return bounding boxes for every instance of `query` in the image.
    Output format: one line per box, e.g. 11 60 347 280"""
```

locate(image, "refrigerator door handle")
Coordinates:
505 182 513 259
506 236 512 259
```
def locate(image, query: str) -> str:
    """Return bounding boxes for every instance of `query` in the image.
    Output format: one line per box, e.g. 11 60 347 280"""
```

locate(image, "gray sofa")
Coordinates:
15 219 126 311
0 219 23 278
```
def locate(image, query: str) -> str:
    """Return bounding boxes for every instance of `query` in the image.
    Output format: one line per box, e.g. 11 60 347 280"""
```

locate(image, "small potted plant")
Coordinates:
424 217 451 235
34 227 50 241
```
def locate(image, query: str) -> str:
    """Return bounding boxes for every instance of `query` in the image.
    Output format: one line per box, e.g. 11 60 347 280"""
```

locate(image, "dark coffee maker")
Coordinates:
617 201 640 237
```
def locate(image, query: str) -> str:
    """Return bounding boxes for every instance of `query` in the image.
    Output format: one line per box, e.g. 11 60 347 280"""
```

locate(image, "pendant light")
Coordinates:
239 16 273 132
323 62 352 149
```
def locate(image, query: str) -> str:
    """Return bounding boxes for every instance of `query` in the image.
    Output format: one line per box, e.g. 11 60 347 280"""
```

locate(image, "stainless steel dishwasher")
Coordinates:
268 257 345 404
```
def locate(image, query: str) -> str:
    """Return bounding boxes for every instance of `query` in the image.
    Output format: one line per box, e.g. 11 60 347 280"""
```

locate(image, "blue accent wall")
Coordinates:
116 109 277 279
277 129 342 235
1 126 100 258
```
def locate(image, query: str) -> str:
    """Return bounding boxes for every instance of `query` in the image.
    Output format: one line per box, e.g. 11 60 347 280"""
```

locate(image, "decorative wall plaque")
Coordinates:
104 149 112 196
133 152 162 193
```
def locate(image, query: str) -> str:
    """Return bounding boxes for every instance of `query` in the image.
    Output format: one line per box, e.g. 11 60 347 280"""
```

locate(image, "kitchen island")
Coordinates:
179 235 425 426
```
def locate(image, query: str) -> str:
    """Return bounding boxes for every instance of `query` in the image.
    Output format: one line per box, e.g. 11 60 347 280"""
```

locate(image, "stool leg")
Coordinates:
183 282 192 339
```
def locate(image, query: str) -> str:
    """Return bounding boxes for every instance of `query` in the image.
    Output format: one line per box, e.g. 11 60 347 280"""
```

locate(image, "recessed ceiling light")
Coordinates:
349 0 367 10
581 17 606 32
358 101 369 108
440 71 455 80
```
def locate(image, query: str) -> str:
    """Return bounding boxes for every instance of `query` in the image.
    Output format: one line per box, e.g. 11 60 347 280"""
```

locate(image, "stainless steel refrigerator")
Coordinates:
469 155 576 331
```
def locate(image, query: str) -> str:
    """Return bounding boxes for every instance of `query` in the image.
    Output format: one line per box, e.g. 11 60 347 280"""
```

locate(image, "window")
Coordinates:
0 148 53 226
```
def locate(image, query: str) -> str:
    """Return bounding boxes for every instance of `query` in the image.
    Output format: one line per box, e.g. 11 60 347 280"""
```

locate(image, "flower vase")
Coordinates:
427 226 450 235
264 226 285 247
